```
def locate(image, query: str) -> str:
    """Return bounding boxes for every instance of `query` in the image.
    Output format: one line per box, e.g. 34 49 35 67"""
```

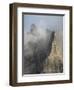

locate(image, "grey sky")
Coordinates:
23 14 63 32
23 14 63 55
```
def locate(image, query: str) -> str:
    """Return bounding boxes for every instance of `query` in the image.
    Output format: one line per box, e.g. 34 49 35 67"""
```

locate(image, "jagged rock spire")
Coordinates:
31 24 37 34
42 32 63 73
48 32 62 61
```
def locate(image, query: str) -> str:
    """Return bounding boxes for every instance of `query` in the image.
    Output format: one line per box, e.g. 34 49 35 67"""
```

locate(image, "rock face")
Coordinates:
42 33 63 73
22 24 63 75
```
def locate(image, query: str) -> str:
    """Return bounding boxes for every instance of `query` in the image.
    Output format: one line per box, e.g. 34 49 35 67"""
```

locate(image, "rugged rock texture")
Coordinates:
22 24 63 75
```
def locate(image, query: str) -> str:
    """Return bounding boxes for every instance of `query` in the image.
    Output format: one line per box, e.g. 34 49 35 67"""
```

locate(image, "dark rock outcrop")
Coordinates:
23 25 55 75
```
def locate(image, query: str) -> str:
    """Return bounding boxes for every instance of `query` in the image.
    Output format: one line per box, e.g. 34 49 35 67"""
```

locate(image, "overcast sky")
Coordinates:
23 14 63 54
23 14 63 32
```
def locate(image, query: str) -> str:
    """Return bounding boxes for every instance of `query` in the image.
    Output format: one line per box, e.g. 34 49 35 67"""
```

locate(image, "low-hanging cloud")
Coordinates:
23 24 55 74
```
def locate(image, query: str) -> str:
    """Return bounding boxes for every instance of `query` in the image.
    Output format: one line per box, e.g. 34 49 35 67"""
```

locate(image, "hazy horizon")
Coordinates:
23 14 63 32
